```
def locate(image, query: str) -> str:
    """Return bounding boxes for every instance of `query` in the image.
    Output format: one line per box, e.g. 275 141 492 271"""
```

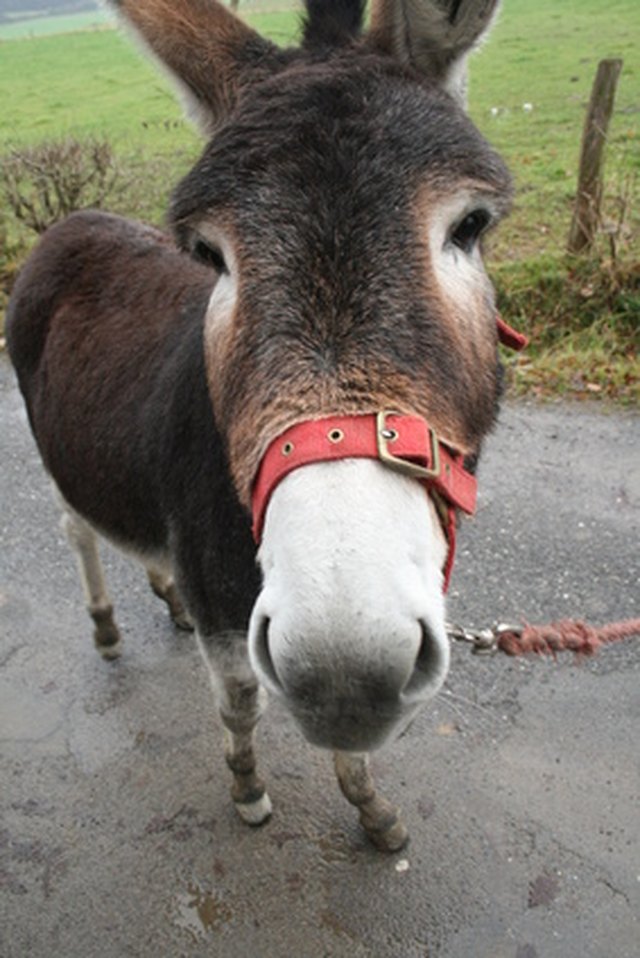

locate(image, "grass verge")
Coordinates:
495 256 638 404
1 0 638 403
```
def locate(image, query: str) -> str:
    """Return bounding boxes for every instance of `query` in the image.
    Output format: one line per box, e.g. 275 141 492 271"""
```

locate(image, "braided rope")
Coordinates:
496 618 640 657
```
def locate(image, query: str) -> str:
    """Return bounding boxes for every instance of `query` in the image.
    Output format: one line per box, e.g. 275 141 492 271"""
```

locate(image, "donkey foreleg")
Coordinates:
333 751 408 852
145 564 194 631
196 633 272 826
59 502 122 659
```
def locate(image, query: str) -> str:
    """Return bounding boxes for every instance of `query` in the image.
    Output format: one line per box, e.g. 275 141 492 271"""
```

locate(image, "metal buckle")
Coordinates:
376 410 441 481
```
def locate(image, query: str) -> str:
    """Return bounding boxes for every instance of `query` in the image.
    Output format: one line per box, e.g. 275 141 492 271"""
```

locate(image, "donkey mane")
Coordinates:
302 0 366 50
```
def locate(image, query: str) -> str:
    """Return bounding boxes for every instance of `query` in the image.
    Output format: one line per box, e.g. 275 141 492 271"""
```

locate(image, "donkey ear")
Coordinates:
106 0 281 136
368 0 501 106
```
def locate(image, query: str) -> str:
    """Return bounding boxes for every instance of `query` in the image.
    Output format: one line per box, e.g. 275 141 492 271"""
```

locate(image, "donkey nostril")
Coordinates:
252 615 282 691
403 619 448 697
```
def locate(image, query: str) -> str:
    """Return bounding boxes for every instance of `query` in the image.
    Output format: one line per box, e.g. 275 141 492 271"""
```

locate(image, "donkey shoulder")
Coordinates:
6 211 182 376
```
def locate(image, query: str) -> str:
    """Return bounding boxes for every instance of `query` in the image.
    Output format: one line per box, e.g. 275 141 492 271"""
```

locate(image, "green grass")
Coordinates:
1 0 638 400
0 29 191 145
2 0 636 236
469 0 639 265
466 0 639 403
0 27 201 225
495 255 639 402
0 11 113 39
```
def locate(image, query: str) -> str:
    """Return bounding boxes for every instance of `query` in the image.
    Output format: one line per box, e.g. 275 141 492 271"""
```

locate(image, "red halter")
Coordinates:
497 315 528 351
250 316 527 592
251 411 476 592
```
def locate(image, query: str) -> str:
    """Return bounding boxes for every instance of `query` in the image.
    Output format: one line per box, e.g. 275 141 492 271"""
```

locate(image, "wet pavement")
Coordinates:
1 352 639 957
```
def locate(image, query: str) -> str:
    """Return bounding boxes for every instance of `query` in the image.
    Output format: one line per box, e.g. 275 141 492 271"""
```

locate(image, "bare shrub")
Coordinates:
1 138 127 234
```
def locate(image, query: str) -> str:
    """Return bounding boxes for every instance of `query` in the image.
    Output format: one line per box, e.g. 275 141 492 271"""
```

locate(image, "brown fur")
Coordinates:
6 0 514 847
370 0 501 90
170 56 511 503
8 0 511 636
113 0 289 133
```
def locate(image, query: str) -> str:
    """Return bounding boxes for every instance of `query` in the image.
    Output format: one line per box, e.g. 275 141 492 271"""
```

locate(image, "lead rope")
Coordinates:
450 329 639 659
446 617 640 658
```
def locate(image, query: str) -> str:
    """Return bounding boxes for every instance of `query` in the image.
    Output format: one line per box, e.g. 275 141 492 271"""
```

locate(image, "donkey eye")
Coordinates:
450 209 491 253
192 238 227 273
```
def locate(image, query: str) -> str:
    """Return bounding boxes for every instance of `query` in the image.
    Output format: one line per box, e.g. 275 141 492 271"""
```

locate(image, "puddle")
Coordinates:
173 881 233 941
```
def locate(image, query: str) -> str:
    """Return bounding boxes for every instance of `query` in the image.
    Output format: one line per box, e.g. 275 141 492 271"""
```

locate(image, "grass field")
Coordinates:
1 0 638 399
0 10 112 39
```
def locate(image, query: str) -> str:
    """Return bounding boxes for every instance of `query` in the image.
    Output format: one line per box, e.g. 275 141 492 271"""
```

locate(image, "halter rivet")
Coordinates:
328 428 344 443
282 441 294 456
381 428 398 442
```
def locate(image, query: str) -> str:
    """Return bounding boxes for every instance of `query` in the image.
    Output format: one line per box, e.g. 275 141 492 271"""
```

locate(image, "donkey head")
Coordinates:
112 0 510 750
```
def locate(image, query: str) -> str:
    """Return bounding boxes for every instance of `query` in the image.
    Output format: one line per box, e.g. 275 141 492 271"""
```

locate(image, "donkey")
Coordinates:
7 0 514 851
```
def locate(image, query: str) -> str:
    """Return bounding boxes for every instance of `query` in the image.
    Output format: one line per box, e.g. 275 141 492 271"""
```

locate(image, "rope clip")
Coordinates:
446 622 523 655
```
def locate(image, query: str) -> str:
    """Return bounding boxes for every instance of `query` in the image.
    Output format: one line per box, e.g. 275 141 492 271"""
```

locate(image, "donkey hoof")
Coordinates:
366 818 409 853
360 802 410 852
94 624 123 660
234 791 273 826
152 580 194 631
97 639 123 661
172 608 194 632
91 607 122 659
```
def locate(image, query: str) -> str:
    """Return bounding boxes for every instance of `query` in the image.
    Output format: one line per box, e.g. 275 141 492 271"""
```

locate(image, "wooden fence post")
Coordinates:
567 58 623 254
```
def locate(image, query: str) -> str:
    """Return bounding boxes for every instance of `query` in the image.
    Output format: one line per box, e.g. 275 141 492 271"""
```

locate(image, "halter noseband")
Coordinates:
251 411 475 592
250 316 527 592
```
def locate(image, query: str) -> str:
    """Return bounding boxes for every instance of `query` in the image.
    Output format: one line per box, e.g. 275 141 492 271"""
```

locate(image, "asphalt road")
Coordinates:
1 352 639 958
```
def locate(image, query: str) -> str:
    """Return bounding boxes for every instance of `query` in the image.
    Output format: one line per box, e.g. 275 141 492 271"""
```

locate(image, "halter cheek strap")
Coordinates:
251 412 477 592
497 314 528 351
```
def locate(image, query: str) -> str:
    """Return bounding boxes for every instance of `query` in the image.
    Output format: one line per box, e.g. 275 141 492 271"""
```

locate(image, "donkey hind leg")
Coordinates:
59 504 122 660
197 633 272 826
145 564 194 631
333 751 409 852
